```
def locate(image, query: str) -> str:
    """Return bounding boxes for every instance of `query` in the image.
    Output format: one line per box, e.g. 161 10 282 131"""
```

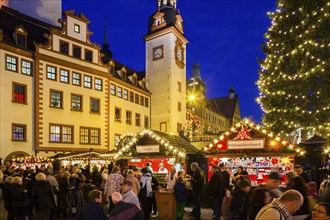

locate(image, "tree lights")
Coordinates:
256 0 330 138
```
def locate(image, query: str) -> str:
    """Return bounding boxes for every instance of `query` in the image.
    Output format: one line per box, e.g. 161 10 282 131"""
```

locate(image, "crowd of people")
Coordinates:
1 162 330 220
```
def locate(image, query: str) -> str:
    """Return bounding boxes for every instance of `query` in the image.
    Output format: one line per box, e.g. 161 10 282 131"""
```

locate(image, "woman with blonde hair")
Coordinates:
32 172 56 220
11 176 30 219
125 169 141 196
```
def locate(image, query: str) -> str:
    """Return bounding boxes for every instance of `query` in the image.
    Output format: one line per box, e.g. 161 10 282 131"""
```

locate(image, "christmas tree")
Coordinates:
257 0 330 138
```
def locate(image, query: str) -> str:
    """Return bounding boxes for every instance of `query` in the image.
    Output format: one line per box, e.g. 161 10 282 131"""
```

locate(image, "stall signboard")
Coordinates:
136 145 160 153
228 139 264 149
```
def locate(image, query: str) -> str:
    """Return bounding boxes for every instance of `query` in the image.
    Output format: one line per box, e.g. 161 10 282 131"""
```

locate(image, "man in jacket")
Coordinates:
190 162 203 220
255 189 304 220
110 192 144 220
75 189 107 220
121 180 140 209
209 165 224 220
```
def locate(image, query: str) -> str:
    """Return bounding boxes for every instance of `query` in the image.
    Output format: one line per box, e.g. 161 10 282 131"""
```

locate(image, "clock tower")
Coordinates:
145 0 188 134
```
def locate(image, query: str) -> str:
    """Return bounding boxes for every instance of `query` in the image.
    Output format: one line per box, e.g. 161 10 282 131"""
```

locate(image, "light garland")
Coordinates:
11 156 53 163
202 119 305 155
113 129 187 159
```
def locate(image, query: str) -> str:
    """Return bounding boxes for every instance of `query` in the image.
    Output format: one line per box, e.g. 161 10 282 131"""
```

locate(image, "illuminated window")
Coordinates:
50 124 73 143
90 98 100 113
12 124 26 141
72 72 81 86
50 90 62 108
95 78 102 91
74 24 80 33
71 94 82 111
84 75 92 88
123 89 128 100
13 83 26 104
80 127 100 144
117 87 122 98
60 69 69 83
47 66 56 80
110 84 116 96
115 108 121 122
6 55 18 72
21 60 32 76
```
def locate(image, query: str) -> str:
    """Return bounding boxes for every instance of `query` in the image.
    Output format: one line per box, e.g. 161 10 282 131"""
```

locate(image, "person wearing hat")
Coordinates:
295 164 311 184
230 176 252 220
75 189 107 220
263 172 284 199
121 180 140 209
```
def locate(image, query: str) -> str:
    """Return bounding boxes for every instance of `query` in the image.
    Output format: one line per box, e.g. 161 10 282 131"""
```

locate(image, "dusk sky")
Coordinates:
63 0 278 123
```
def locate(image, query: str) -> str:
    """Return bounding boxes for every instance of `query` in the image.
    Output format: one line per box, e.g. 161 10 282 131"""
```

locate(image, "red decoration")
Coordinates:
234 128 252 140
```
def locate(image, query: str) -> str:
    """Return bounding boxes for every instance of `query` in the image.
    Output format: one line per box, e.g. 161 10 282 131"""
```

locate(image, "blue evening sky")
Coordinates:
63 0 277 123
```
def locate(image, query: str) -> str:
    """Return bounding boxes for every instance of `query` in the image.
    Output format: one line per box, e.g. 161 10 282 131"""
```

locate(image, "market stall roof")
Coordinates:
202 119 304 157
300 135 328 145
50 151 115 160
114 129 199 159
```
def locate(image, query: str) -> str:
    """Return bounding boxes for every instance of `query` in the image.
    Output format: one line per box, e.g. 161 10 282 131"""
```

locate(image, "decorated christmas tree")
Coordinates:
257 0 330 138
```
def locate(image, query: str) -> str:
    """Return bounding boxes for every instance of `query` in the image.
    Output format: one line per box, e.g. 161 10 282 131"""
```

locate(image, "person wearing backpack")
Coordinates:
139 167 153 220
255 189 304 220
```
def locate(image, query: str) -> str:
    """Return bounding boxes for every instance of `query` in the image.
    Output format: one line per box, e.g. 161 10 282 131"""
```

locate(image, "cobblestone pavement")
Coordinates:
0 199 214 220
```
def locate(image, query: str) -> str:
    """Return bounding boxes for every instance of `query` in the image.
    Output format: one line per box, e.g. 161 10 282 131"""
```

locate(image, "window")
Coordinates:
60 69 69 83
135 113 141 126
123 89 128 100
142 81 146 89
95 78 102 91
144 116 149 128
177 81 182 92
85 49 93 62
129 91 134 102
80 128 101 144
50 124 73 143
117 87 122 98
145 98 149 108
12 124 26 141
90 98 100 113
17 34 26 47
177 123 182 133
132 77 137 85
60 41 69 55
21 60 32 76
73 45 81 58
71 94 82 111
13 83 26 104
84 75 92 88
178 102 182 112
126 111 132 124
140 96 144 106
6 55 18 72
110 84 116 96
121 72 126 80
115 107 121 122
135 94 139 104
74 24 80 33
114 134 121 147
47 66 56 80
50 90 63 108
72 72 81 86
160 122 167 132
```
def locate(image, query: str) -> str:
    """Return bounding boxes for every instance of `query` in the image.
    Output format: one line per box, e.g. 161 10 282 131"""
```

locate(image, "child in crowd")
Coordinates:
173 177 186 220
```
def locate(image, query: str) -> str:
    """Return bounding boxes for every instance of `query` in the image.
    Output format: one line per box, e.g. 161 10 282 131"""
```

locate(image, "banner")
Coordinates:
227 139 264 149
136 145 160 153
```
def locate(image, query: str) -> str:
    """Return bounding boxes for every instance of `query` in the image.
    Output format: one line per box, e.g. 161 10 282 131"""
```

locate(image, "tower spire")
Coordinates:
159 0 176 9
192 61 201 80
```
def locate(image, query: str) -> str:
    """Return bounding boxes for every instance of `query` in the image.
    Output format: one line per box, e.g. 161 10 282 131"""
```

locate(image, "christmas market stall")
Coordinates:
51 150 114 171
6 155 54 170
202 119 306 185
114 129 201 183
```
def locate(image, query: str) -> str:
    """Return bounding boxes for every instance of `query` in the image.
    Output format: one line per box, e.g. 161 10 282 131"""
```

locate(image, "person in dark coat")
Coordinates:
32 172 56 220
3 176 14 220
247 188 271 220
190 162 203 220
75 189 107 220
173 177 186 220
209 165 224 220
230 176 251 220
91 166 103 189
110 192 144 220
57 171 71 218
295 164 311 183
11 176 30 220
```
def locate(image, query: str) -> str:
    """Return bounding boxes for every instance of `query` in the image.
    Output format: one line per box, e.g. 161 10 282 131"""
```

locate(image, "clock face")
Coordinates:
177 48 182 61
154 48 163 59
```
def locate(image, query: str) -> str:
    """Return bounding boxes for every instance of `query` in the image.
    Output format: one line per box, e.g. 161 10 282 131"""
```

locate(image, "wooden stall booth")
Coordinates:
114 129 200 219
202 119 305 185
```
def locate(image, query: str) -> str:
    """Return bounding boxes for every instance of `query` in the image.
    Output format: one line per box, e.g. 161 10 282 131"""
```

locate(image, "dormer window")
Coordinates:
142 81 146 89
121 72 126 80
74 24 80 33
132 76 137 85
14 26 28 47
155 18 161 26
60 40 69 55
